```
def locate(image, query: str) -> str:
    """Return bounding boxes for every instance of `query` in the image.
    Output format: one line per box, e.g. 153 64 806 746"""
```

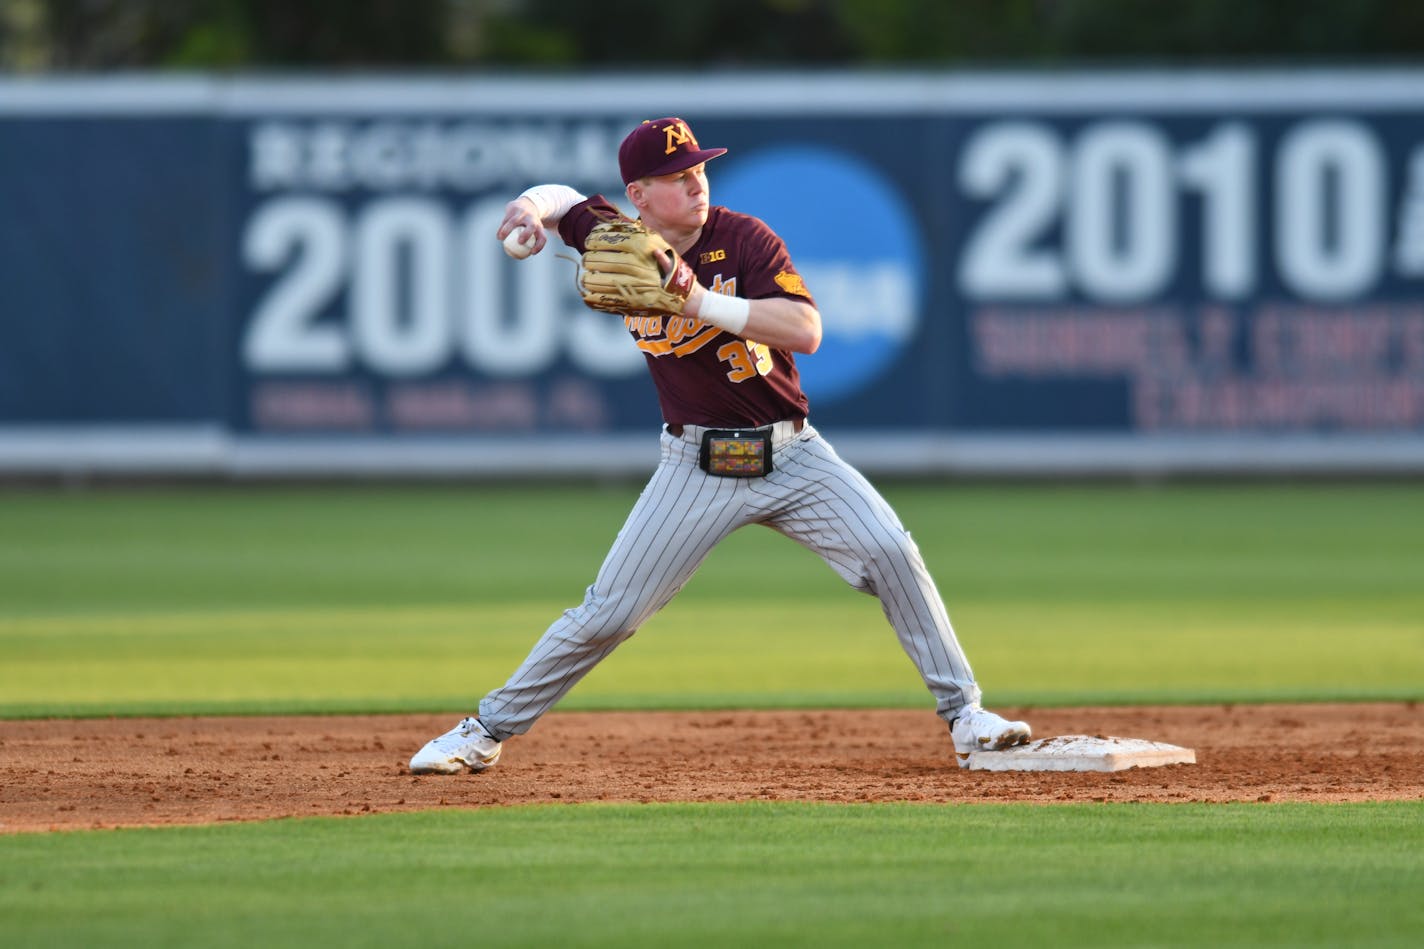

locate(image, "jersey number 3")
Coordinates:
718 340 773 382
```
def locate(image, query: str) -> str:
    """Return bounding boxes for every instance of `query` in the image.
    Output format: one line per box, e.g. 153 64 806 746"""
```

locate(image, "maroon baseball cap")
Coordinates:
618 117 728 184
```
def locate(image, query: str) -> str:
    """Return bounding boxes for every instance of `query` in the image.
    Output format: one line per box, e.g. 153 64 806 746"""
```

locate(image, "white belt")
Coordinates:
666 419 806 448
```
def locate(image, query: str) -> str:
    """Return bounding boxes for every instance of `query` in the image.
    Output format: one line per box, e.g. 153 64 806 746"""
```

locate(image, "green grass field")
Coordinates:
4 803 1422 948
1 483 1420 716
2 482 1422 947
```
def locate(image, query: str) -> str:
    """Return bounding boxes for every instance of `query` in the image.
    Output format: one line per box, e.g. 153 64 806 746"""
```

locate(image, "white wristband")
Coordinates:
518 184 586 224
697 292 751 335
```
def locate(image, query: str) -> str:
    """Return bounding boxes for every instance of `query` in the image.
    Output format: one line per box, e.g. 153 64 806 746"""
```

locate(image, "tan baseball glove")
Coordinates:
578 219 697 316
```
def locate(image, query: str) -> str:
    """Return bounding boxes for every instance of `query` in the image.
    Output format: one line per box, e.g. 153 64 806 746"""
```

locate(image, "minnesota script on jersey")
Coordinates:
560 196 815 429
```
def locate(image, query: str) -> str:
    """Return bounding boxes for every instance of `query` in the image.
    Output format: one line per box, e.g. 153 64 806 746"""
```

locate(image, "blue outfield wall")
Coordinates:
2 72 1423 476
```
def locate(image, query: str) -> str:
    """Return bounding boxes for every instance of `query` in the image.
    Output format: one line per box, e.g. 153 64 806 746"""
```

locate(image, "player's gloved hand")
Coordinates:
578 219 696 316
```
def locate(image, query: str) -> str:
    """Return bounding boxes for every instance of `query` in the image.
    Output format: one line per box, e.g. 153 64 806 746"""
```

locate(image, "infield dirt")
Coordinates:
2 703 1420 833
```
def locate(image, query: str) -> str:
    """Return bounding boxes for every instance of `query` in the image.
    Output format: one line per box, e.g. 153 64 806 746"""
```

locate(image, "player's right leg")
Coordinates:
411 431 750 773
409 716 502 774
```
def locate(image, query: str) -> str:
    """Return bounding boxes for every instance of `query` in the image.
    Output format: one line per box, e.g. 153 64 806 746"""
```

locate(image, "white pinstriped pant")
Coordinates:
477 422 982 740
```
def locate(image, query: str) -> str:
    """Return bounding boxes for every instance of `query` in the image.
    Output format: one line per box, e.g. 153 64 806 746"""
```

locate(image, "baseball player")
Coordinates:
410 117 1030 775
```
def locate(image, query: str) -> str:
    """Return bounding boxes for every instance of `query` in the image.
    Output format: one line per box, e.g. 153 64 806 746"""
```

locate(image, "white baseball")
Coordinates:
502 228 538 259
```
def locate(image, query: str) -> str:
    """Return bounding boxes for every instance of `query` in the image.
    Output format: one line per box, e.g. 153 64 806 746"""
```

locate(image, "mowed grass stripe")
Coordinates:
1 483 1420 716
2 802 1421 948
3 483 1420 611
1 601 1420 716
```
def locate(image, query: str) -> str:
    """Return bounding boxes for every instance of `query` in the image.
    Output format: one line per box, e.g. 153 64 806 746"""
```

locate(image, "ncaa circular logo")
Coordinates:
714 146 923 404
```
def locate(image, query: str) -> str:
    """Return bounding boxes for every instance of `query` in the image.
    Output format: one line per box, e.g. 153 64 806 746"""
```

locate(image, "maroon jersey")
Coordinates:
560 196 814 428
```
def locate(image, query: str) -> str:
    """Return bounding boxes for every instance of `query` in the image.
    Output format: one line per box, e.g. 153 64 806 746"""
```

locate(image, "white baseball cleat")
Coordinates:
409 717 503 774
951 705 1032 768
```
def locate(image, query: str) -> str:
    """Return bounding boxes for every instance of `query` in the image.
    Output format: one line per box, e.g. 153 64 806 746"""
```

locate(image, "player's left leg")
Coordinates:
756 429 983 721
761 430 1030 760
